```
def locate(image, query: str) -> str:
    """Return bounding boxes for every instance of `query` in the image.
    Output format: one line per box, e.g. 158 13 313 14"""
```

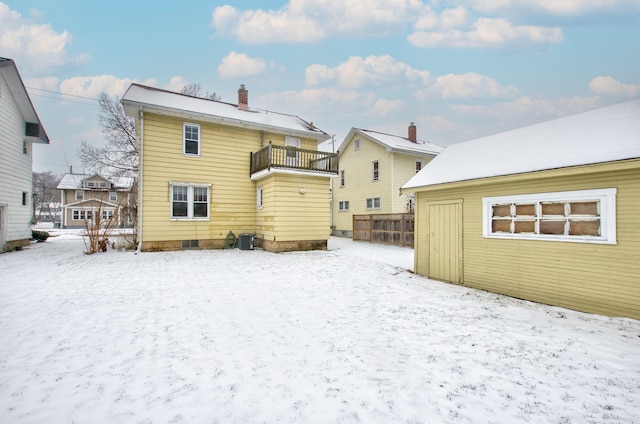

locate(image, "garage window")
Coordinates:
483 188 616 244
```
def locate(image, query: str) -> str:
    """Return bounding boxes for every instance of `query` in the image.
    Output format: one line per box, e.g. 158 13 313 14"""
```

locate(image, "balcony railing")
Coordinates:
250 142 339 176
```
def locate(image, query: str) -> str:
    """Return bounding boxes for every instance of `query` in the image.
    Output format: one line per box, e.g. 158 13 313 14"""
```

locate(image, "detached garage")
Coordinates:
402 99 640 319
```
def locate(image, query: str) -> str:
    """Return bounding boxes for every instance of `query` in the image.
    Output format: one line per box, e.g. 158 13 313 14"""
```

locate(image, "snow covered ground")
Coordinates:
1 227 639 423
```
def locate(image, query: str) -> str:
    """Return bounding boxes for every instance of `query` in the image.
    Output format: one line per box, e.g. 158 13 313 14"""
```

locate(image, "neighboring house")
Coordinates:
331 123 443 237
57 173 135 229
121 83 337 252
402 99 640 320
0 58 49 252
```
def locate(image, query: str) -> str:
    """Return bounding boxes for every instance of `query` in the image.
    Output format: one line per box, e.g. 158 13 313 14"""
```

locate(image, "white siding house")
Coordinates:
0 58 49 252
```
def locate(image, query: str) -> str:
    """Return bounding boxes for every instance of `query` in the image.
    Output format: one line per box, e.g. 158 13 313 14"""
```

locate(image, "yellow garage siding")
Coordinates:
415 161 640 319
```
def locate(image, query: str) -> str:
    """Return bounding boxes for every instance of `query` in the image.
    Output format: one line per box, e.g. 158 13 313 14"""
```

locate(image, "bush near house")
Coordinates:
31 230 49 242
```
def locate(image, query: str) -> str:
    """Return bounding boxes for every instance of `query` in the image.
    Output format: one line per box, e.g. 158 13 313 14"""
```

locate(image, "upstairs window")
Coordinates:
339 170 346 187
183 123 200 156
76 190 85 201
85 181 96 188
109 192 117 202
354 139 360 151
171 183 210 220
22 192 28 206
339 200 349 211
23 141 28 155
372 160 379 181
415 160 424 174
483 189 616 244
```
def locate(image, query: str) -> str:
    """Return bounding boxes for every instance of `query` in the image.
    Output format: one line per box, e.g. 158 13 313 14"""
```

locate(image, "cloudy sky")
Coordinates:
2 0 639 175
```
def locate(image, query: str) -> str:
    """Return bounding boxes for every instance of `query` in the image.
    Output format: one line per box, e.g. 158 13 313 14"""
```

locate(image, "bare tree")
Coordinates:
181 82 221 101
78 93 137 177
32 171 62 223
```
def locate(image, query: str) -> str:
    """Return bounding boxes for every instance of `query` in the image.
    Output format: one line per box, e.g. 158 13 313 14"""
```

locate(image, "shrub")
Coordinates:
32 230 49 242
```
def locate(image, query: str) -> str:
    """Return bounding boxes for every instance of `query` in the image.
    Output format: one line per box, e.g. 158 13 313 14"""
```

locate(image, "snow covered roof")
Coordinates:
403 98 640 190
341 128 444 157
121 84 330 143
57 173 135 191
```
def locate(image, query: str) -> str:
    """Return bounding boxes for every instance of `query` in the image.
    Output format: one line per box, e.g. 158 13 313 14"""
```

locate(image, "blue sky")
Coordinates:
2 0 639 175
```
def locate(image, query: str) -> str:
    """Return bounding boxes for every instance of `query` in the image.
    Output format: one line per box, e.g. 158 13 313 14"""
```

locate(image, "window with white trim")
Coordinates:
415 160 424 174
85 181 96 188
76 190 84 201
99 182 108 189
366 197 381 209
354 139 360 151
257 187 263 208
73 210 85 220
372 160 379 181
102 210 114 220
109 191 117 202
183 123 200 156
339 200 349 211
170 183 210 220
339 169 345 187
483 188 616 244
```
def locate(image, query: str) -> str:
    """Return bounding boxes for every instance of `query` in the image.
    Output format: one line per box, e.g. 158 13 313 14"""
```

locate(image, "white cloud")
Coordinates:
589 76 640 98
211 0 424 44
306 55 431 88
59 75 155 99
409 14 562 49
163 76 189 92
0 2 88 74
218 52 267 79
424 72 519 99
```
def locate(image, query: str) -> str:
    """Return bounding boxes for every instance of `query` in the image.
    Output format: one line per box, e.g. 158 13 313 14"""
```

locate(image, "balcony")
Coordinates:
250 142 339 176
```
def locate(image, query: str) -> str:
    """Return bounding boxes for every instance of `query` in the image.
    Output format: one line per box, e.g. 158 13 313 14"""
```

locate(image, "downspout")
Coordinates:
136 108 144 252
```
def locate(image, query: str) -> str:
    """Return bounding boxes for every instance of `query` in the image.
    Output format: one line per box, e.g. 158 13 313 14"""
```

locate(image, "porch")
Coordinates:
250 142 339 176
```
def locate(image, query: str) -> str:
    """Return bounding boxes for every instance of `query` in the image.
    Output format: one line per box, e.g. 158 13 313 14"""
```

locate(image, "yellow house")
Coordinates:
402 99 640 319
121 84 337 253
332 124 443 237
57 173 135 229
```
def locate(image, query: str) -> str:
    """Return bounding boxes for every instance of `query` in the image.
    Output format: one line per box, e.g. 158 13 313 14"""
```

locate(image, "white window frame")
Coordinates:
99 182 108 189
109 191 117 202
85 181 96 188
482 188 616 244
339 169 345 188
257 186 263 209
339 200 349 211
170 182 210 220
76 190 84 201
366 197 381 210
354 139 360 151
415 159 424 174
183 123 201 156
371 160 379 182
101 210 114 221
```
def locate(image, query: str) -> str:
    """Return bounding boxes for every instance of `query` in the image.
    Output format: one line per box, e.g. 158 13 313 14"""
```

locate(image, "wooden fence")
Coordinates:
352 213 414 247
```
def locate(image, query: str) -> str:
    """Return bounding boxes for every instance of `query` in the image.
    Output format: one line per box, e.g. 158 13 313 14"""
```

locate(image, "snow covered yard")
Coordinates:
1 230 639 424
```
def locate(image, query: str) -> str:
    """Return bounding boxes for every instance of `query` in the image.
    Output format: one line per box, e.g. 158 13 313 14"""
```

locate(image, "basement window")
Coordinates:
482 188 616 244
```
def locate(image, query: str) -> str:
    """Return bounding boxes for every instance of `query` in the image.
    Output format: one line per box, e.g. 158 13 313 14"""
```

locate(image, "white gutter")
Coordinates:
136 108 144 252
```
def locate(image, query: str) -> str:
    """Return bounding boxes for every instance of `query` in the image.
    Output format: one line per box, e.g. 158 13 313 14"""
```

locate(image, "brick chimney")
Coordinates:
408 122 417 143
238 84 248 111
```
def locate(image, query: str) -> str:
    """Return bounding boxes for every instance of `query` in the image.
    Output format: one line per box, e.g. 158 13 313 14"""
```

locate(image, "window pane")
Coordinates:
570 219 600 236
366 199 372 208
570 201 598 216
173 186 188 201
374 198 380 208
515 204 535 216
193 203 208 217
492 204 511 217
540 220 565 235
173 202 188 217
492 219 511 233
514 220 535 233
193 187 208 202
542 202 565 216
185 140 199 154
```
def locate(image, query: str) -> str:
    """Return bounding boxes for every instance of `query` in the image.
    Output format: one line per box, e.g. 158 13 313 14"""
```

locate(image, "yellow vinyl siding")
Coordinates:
140 114 261 242
391 153 434 213
414 160 640 319
257 173 330 242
